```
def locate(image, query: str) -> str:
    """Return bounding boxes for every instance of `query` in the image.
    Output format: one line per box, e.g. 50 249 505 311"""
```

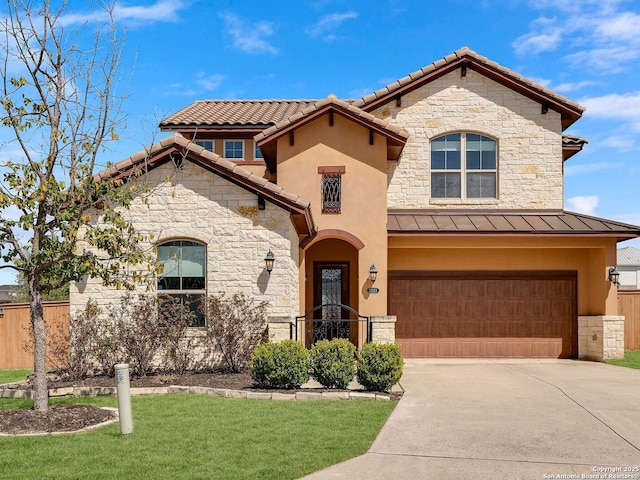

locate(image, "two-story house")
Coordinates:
71 47 640 361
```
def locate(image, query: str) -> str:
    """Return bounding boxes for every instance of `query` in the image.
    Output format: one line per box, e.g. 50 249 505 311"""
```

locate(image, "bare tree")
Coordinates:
0 0 152 412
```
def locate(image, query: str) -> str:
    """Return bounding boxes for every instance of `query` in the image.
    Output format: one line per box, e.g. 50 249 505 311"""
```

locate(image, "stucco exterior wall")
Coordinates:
388 236 620 317
70 161 299 319
373 69 564 210
276 113 389 317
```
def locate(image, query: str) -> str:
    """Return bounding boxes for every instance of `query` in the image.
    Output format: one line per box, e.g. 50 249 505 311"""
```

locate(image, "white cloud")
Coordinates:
596 11 640 41
553 81 596 93
219 12 278 55
305 12 358 40
195 73 224 92
564 161 621 175
581 92 640 130
513 17 563 55
514 2 640 72
60 1 186 26
564 47 640 72
164 72 225 97
599 135 638 152
567 195 599 214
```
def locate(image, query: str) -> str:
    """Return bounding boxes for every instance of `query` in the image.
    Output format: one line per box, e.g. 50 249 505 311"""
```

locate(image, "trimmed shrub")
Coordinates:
309 338 356 389
357 343 403 392
249 340 309 389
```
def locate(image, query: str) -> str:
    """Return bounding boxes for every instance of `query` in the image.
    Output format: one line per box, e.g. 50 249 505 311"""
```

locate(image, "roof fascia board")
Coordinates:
359 56 582 130
256 103 407 149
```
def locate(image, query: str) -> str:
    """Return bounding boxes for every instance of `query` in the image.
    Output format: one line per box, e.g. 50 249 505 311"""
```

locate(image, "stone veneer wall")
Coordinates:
373 69 564 210
578 316 625 361
70 161 299 320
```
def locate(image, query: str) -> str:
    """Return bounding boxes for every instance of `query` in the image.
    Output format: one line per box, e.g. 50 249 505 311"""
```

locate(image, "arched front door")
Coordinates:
304 238 360 348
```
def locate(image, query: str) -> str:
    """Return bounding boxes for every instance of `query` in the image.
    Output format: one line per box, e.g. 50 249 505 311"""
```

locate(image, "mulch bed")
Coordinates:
0 404 117 435
1 371 252 436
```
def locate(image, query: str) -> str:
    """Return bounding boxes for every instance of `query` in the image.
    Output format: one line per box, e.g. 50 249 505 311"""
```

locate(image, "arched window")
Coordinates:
157 240 206 327
431 133 497 199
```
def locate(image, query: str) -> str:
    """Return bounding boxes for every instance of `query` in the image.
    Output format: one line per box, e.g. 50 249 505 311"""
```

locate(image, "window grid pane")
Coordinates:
224 140 244 159
254 144 263 159
195 140 214 152
431 133 497 200
157 240 206 326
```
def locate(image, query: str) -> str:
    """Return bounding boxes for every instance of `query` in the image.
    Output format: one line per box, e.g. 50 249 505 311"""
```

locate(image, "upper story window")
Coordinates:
157 240 206 327
195 140 214 152
254 142 264 160
319 166 345 213
224 140 244 159
431 133 497 199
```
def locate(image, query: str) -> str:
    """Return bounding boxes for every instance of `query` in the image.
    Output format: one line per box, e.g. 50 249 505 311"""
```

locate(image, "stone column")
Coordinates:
267 316 293 343
578 315 624 361
369 315 396 344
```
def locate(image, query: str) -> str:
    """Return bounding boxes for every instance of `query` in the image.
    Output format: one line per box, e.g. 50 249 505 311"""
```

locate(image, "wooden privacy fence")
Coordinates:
0 301 69 370
618 290 640 350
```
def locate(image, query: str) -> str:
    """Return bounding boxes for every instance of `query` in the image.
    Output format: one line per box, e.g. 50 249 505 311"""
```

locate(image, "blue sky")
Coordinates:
1 0 640 283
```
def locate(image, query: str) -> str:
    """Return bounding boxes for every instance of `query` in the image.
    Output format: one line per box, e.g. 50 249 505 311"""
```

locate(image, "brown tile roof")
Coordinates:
387 210 640 240
562 134 588 147
353 46 585 130
254 95 408 144
96 134 316 235
159 100 317 130
253 95 408 172
562 134 588 160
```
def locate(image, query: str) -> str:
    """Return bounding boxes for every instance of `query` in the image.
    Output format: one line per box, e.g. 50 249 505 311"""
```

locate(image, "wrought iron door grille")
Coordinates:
322 172 341 213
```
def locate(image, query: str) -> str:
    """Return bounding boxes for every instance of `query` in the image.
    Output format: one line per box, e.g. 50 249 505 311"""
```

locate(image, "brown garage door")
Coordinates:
389 271 577 359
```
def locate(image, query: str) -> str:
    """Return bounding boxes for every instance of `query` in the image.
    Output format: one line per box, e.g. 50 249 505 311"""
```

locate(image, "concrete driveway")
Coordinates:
302 359 640 480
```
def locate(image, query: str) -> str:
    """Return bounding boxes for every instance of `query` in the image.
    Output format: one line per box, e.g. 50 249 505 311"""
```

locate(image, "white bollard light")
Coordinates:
114 363 133 435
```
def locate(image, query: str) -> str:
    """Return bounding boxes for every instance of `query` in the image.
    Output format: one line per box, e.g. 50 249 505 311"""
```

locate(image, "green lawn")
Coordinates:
604 350 640 370
0 394 396 479
0 369 31 385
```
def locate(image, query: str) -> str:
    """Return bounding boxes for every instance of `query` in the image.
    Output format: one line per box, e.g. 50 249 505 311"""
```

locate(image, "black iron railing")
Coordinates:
295 303 370 346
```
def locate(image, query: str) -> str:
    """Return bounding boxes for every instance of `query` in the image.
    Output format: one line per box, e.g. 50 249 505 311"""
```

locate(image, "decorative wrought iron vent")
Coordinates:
322 172 342 213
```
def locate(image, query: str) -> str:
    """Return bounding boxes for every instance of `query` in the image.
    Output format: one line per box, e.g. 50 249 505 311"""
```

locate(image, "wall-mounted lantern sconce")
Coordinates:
608 267 620 287
264 250 275 275
369 264 378 284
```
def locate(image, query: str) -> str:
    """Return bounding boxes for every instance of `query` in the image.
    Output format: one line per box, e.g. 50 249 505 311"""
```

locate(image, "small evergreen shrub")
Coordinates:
309 338 356 389
357 343 403 392
249 340 309 389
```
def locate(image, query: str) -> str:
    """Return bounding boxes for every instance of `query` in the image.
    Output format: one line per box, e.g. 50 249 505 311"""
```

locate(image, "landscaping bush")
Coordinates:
48 300 102 380
108 294 169 377
357 343 403 392
309 338 355 389
249 340 309 389
203 292 268 372
159 295 200 375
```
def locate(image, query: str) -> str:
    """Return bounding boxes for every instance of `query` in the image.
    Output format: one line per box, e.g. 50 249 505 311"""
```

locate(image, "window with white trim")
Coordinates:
195 140 214 152
224 140 244 159
431 133 497 199
157 240 206 327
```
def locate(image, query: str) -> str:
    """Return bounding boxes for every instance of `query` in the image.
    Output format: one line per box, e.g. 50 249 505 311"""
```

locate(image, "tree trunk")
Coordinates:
29 274 48 413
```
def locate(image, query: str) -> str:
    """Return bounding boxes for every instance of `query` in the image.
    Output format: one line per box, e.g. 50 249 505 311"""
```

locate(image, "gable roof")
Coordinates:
618 246 640 265
96 134 316 236
254 95 408 172
387 210 640 241
353 46 585 131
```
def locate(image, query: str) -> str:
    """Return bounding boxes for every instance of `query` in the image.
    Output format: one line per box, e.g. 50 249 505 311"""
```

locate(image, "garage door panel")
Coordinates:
391 272 577 359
